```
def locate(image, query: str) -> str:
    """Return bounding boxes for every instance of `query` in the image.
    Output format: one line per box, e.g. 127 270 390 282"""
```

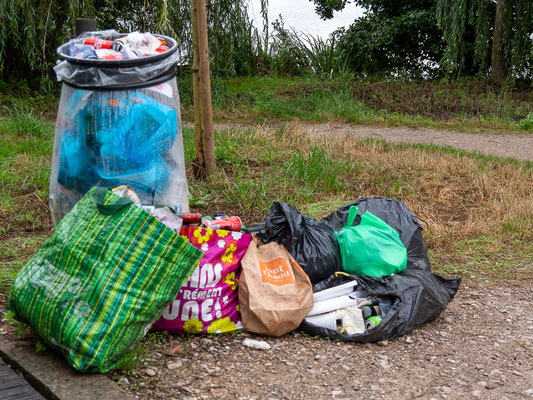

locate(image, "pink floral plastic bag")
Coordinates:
153 226 252 334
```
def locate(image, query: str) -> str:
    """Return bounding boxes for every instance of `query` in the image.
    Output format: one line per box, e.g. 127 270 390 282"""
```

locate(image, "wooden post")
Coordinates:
75 19 96 36
195 0 216 177
191 0 205 179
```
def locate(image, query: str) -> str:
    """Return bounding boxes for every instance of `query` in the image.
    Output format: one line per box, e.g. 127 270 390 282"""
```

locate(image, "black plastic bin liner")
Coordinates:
300 271 461 342
249 202 342 284
54 29 179 90
49 30 189 226
322 197 431 272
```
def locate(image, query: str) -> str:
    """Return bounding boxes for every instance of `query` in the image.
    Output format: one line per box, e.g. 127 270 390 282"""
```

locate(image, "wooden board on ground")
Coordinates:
0 358 45 399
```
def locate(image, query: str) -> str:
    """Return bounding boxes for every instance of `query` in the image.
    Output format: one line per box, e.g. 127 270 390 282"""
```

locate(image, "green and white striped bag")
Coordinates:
8 187 203 372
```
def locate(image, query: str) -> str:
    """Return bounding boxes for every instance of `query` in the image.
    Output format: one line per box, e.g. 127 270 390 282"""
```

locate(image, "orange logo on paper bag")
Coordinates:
258 257 294 286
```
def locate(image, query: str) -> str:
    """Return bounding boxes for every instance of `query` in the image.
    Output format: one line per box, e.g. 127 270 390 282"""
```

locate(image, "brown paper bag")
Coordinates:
239 235 314 337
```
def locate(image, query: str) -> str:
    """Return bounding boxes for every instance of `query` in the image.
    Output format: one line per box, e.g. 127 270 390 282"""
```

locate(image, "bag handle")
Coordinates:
93 187 132 215
346 205 359 226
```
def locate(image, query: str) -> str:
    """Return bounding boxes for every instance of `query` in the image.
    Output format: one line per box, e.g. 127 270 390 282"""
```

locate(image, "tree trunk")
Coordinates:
196 0 216 177
191 0 205 179
491 0 508 84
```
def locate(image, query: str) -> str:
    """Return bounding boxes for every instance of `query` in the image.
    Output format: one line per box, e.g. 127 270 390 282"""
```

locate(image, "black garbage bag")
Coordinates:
322 197 431 272
300 270 461 342
249 202 342 284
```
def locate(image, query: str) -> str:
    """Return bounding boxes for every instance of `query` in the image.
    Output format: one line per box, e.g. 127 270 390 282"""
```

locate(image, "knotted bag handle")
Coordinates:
346 205 360 227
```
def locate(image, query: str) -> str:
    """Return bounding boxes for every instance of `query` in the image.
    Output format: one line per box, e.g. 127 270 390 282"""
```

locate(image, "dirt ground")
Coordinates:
102 283 533 400
203 122 533 162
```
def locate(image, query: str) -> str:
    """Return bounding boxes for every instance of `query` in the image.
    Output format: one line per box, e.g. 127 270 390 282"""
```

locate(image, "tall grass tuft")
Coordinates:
1 104 49 137
286 146 349 193
294 33 340 78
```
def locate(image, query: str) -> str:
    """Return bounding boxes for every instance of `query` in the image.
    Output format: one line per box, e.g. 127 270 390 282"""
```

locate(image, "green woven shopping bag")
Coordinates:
8 187 203 372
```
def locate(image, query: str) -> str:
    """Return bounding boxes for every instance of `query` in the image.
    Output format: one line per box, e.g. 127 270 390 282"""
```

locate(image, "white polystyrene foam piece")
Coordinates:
312 280 358 303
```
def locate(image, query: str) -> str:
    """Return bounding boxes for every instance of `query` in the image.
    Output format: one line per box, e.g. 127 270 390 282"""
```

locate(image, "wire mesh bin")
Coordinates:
50 30 189 225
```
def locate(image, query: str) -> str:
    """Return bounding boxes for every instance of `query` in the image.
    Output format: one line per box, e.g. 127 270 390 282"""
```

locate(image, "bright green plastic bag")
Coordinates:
8 187 203 372
334 205 407 277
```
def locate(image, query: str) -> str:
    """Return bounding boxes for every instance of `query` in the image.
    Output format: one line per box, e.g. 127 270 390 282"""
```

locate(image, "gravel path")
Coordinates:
208 122 533 162
114 284 533 400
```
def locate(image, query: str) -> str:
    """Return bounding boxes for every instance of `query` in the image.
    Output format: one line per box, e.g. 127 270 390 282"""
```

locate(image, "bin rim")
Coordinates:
56 33 178 67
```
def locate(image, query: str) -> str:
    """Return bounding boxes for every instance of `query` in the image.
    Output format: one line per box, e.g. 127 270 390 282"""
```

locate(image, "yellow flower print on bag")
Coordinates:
192 228 213 245
224 272 239 290
207 318 236 334
221 242 237 266
153 226 253 335
216 230 230 238
183 318 203 334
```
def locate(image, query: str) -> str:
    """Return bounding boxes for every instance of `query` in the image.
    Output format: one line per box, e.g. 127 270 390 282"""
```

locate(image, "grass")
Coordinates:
2 76 532 133
177 76 533 133
0 100 532 381
187 123 532 282
0 105 53 239
1 89 533 299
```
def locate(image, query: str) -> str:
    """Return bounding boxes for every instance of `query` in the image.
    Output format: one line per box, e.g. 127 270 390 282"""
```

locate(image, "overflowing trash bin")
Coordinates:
7 30 461 375
49 30 189 225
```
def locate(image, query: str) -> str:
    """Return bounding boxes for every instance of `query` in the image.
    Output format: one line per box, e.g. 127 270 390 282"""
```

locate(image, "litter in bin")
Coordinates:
50 29 188 226
69 32 169 61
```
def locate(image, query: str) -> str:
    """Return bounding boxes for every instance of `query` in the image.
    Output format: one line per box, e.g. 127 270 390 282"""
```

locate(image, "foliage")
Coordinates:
436 0 533 80
311 0 349 19
264 17 344 77
0 0 269 84
266 18 312 76
311 0 445 77
312 0 533 81
519 112 533 130
294 33 342 77
335 9 443 77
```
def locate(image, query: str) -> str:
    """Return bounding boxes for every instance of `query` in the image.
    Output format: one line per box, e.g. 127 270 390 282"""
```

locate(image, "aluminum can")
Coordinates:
155 45 169 53
365 315 383 330
180 213 202 224
83 37 113 49
69 44 97 59
203 216 242 231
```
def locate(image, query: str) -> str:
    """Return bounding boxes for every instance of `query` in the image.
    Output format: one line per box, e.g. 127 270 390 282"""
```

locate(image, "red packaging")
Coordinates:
181 213 202 224
101 52 124 60
203 216 242 232
83 38 113 49
155 45 169 53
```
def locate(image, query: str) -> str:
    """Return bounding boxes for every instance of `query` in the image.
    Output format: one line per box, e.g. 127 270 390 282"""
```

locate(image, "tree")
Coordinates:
436 0 532 83
312 0 533 81
0 0 267 84
311 0 445 77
